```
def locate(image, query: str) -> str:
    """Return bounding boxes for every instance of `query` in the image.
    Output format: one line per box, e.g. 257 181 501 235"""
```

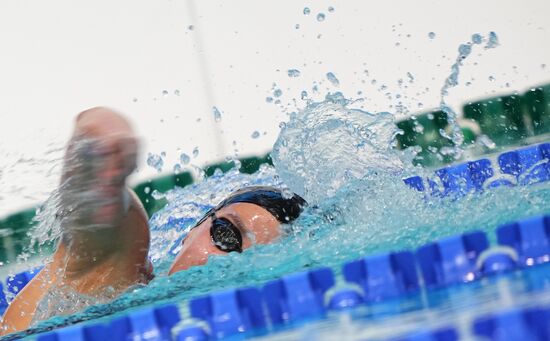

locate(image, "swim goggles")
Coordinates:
191 208 243 253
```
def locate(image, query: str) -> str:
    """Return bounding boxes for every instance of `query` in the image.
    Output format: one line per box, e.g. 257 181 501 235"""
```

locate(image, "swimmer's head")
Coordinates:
168 186 307 274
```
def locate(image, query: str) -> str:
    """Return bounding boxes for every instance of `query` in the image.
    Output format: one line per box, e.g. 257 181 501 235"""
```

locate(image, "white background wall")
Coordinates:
0 0 549 215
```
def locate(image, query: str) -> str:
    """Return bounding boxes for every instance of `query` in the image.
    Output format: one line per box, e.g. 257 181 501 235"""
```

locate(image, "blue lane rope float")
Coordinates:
472 306 550 341
394 327 459 341
342 251 419 302
403 142 550 197
416 231 489 288
189 287 266 339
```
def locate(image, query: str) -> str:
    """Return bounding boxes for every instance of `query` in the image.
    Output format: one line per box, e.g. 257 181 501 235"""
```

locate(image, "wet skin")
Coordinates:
0 108 283 335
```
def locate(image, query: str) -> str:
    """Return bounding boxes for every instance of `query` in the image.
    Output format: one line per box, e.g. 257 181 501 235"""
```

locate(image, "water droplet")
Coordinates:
192 147 199 158
151 190 165 200
485 31 499 49
273 89 283 97
542 64 547 69
303 7 310 15
251 131 260 139
301 90 308 100
287 69 301 78
144 186 151 194
188 25 194 31
266 97 273 103
458 44 472 58
146 153 164 172
417 102 424 108
174 89 180 96
326 72 340 86
180 153 190 165
132 98 138 103
212 106 222 122
428 32 436 39
488 75 495 81
316 13 326 22
407 72 414 82
328 6 335 12
173 164 182 174
162 90 169 97
471 33 482 44
295 24 300 29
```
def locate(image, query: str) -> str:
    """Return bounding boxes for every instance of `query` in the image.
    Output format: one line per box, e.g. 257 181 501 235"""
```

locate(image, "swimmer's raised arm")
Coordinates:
1 108 152 335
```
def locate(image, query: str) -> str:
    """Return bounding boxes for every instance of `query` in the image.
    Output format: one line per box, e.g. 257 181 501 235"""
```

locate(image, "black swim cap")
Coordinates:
213 186 307 223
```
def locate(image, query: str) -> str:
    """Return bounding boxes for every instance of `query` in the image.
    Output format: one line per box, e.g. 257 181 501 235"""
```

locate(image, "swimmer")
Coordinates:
0 107 306 335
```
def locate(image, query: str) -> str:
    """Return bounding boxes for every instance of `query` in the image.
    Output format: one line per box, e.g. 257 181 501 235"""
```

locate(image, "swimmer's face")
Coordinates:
168 202 282 275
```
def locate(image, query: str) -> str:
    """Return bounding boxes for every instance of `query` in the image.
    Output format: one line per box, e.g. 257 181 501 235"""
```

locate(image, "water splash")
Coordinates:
439 32 500 159
326 72 340 87
287 69 301 78
271 93 403 202
146 153 164 172
212 106 222 123
486 31 499 49
179 153 190 165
